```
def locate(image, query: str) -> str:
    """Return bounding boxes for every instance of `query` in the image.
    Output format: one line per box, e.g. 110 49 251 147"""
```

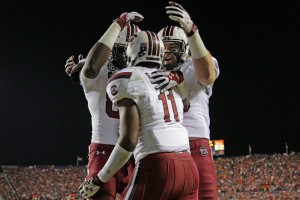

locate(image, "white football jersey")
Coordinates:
106 67 190 162
180 57 220 140
79 61 120 145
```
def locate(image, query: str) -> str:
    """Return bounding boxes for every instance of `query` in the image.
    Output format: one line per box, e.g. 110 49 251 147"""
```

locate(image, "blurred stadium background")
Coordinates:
1 145 299 199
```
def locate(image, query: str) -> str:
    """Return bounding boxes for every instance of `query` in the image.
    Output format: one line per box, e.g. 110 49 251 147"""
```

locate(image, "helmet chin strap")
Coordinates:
163 62 181 71
163 52 184 70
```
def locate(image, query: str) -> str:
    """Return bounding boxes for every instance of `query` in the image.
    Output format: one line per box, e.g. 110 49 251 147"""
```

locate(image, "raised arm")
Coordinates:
82 12 143 79
166 1 216 86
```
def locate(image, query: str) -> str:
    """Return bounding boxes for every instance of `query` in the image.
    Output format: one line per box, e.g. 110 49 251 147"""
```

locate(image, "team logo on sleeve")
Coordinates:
110 85 118 96
199 147 208 156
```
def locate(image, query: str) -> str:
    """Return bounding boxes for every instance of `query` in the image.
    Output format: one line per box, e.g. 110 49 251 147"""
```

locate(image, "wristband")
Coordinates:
185 24 198 37
98 143 132 183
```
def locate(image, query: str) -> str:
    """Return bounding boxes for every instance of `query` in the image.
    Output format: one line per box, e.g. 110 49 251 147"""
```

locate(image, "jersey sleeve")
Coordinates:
80 61 110 93
202 57 220 97
181 57 220 96
106 69 139 105
80 71 101 92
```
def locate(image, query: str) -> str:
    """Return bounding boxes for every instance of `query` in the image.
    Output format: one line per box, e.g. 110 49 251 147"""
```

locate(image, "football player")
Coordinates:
65 12 143 200
79 31 199 200
150 1 220 199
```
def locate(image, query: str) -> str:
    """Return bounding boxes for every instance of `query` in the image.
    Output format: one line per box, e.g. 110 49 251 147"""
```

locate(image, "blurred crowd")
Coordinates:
0 152 299 200
0 165 85 200
215 152 299 199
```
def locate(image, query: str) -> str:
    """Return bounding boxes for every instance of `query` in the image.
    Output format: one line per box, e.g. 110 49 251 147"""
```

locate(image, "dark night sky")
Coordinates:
0 0 299 165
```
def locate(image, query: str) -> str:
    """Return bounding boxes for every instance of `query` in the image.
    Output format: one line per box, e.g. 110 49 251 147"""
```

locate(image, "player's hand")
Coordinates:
182 97 190 112
65 55 76 76
65 54 85 84
79 175 104 198
165 1 198 36
150 70 184 92
115 11 144 30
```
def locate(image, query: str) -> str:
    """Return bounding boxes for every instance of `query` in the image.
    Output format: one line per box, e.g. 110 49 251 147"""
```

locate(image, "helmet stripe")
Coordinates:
150 31 158 56
163 26 175 37
170 26 175 36
154 34 160 56
126 24 131 41
126 23 139 42
146 31 160 56
163 26 169 37
145 31 153 56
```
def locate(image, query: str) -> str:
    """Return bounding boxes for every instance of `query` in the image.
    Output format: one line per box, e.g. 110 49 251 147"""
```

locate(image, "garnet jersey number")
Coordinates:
158 91 179 122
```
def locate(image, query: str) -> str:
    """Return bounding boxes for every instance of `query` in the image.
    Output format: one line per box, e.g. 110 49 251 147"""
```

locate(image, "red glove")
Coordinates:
150 70 184 92
115 11 144 30
79 175 105 198
64 55 85 84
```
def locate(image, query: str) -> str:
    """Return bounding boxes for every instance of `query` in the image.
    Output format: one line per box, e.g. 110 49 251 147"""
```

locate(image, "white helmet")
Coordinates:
111 23 141 69
126 31 164 67
158 26 189 64
115 23 141 44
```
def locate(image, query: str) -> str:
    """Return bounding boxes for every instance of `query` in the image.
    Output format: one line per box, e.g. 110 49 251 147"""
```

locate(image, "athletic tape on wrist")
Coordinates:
188 30 208 59
98 22 121 50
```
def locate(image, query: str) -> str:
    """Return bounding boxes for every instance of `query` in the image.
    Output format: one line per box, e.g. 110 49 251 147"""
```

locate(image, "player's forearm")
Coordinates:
188 31 215 86
82 22 121 79
192 54 216 86
98 143 132 183
82 43 111 78
117 99 140 152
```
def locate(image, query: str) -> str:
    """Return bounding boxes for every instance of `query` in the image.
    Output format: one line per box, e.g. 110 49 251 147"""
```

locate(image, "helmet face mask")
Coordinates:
111 23 140 70
126 31 164 68
158 26 189 70
111 43 127 69
163 41 184 70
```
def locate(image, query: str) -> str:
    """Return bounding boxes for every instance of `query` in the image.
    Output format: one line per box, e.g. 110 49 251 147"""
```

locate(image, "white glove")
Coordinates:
165 1 198 36
79 175 103 198
150 70 184 92
115 11 144 30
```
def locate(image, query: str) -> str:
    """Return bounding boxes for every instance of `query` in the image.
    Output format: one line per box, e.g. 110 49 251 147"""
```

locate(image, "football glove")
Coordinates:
150 70 190 105
79 175 104 198
64 54 85 84
65 55 75 76
150 70 184 92
115 11 144 30
165 1 198 36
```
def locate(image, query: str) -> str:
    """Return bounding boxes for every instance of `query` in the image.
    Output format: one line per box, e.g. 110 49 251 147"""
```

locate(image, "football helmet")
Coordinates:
158 26 189 68
126 31 164 67
111 23 141 69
